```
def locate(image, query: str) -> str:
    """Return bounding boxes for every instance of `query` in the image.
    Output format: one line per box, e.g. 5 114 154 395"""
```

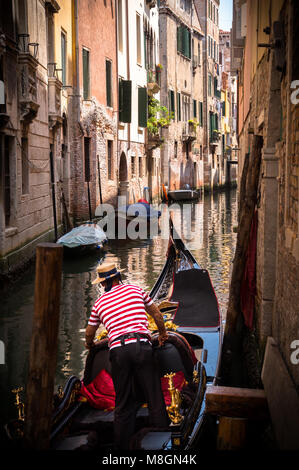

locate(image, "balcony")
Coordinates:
182 121 197 142
147 67 161 96
48 63 63 129
145 128 164 151
18 34 39 124
210 130 221 145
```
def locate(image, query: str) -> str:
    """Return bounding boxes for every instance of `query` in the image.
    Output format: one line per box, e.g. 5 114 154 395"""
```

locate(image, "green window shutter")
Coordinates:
193 99 197 118
83 48 90 99
182 27 190 58
119 79 132 123
177 26 182 54
209 111 213 139
138 87 148 128
214 76 218 96
199 101 203 126
61 33 66 85
187 30 191 59
177 92 181 121
106 60 112 107
169 89 175 117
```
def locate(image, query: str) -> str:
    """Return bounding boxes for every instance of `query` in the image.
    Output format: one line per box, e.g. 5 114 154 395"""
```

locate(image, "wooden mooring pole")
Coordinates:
24 243 63 449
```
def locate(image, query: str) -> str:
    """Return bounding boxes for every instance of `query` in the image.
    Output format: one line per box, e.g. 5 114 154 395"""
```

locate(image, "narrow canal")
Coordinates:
0 189 237 426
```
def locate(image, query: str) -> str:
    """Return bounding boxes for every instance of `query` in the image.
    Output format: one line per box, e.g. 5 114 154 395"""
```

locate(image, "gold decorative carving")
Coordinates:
164 372 183 425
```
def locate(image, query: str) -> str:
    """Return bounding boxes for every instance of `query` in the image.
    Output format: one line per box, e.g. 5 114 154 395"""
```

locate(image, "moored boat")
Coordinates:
168 189 200 201
56 222 107 256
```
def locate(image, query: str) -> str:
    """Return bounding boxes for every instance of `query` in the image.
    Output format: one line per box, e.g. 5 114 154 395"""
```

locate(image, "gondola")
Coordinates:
5 221 222 451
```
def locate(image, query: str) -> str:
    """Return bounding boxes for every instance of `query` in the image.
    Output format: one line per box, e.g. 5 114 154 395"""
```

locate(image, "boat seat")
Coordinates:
152 331 197 382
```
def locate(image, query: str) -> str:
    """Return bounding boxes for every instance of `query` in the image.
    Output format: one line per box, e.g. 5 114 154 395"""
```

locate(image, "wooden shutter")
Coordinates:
177 92 181 121
193 99 197 118
138 86 148 128
199 101 203 126
106 60 112 107
169 90 175 118
119 79 132 123
177 26 182 54
61 32 66 85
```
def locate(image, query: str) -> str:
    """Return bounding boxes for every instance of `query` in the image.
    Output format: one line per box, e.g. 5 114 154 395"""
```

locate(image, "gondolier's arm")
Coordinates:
145 303 169 346
85 324 98 349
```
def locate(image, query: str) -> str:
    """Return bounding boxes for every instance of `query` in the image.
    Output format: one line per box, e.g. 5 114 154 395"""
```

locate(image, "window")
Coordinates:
82 48 90 100
107 140 113 180
119 78 132 123
106 59 112 107
177 25 191 59
193 99 197 118
182 94 190 122
138 86 148 128
61 31 66 85
21 137 29 194
118 0 123 52
84 137 91 182
198 42 201 65
177 92 181 121
174 141 178 158
136 13 141 65
199 101 203 126
169 89 175 118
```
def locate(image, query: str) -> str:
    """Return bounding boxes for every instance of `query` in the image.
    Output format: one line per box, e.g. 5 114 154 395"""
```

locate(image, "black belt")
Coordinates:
111 332 151 347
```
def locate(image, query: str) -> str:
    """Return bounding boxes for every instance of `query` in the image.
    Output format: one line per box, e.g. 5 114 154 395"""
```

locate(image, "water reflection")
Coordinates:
0 189 237 425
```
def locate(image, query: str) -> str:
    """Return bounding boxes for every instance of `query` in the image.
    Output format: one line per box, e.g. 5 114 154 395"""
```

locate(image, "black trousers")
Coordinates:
110 341 169 450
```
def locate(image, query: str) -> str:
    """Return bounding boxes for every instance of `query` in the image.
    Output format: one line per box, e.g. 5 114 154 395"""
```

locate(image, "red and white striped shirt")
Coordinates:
88 284 153 349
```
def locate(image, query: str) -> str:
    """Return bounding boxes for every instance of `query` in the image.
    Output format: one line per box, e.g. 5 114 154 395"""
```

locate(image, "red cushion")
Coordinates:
80 368 186 410
80 369 116 410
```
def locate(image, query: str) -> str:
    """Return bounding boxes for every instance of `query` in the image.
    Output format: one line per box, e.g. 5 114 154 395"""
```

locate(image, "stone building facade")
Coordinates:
158 0 205 192
117 0 161 204
218 30 238 186
232 0 299 449
0 0 71 277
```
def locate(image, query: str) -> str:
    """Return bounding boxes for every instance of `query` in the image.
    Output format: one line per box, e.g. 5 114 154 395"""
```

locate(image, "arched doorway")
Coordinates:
118 151 129 200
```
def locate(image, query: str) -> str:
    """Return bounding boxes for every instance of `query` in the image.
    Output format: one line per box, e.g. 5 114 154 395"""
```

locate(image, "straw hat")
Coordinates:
92 262 125 285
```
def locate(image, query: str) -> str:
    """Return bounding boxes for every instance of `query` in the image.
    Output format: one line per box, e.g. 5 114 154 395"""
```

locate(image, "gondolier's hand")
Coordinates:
85 340 95 350
158 332 169 347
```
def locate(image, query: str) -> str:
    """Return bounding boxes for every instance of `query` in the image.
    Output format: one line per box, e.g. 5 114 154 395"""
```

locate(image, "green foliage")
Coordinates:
147 98 172 136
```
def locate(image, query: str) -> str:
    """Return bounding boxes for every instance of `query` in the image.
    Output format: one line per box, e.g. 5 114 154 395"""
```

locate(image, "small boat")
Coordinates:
57 223 107 255
5 220 222 451
116 199 161 223
168 189 200 201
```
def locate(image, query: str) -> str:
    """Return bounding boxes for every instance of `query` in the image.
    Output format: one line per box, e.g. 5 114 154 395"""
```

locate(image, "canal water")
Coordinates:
0 189 237 426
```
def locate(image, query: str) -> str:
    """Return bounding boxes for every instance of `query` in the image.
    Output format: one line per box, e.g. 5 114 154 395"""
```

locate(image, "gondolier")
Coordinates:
85 262 169 449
